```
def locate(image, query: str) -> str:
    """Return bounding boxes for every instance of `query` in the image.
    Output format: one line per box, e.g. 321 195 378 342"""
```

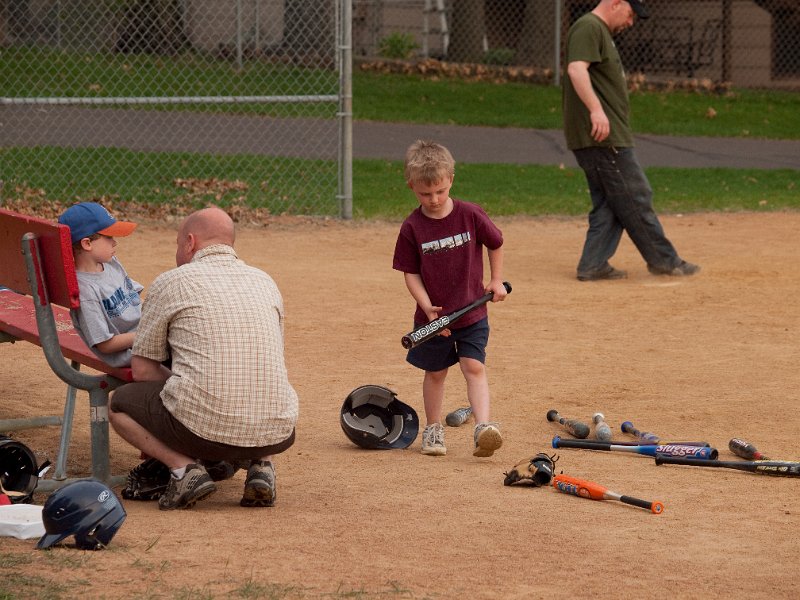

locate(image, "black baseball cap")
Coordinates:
628 0 650 19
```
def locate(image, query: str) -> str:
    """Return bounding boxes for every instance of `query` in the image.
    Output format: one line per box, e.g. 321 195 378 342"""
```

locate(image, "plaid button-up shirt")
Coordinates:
133 244 298 446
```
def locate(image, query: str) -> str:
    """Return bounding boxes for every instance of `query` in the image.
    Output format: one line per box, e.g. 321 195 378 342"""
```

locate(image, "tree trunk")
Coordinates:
5 0 34 44
115 0 189 55
517 0 553 66
447 0 485 63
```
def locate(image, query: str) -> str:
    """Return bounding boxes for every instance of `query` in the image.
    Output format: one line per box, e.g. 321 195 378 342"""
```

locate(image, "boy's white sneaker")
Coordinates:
421 423 446 456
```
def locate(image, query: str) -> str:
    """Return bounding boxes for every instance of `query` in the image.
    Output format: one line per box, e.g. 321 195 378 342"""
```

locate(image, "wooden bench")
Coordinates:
0 208 132 491
622 17 723 78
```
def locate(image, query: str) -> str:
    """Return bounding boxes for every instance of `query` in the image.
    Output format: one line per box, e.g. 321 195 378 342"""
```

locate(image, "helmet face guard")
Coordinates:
340 385 419 450
37 480 127 550
0 435 39 504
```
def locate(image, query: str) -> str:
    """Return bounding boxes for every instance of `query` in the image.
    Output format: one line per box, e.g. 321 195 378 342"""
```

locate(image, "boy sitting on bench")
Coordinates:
58 202 141 368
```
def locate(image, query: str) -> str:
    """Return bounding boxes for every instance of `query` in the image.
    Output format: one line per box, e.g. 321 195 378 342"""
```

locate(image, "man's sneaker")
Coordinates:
473 422 503 457
158 463 216 510
200 459 240 482
122 458 170 501
648 261 700 277
421 423 446 456
577 266 628 281
240 460 276 507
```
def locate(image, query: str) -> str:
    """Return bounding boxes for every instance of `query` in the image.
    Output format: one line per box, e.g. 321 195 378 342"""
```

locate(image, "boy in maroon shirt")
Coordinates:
393 140 508 457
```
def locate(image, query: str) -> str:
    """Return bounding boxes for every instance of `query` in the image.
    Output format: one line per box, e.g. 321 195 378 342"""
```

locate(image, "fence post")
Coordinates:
721 0 732 82
553 0 562 87
339 0 353 219
423 0 431 57
254 0 260 53
236 0 243 70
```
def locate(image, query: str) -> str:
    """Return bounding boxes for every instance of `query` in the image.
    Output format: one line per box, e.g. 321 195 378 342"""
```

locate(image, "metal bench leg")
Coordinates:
53 361 81 480
88 386 112 483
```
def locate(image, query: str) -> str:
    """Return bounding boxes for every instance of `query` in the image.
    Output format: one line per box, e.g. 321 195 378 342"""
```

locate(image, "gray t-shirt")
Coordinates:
70 257 143 367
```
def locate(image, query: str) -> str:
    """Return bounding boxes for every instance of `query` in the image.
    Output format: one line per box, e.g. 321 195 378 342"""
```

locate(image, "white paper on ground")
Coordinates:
0 504 45 540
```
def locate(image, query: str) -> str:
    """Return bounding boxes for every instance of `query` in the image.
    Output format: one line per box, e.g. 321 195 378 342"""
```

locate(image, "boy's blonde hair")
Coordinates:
404 140 455 185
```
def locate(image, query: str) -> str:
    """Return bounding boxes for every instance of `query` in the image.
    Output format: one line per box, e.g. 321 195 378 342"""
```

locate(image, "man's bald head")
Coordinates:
175 206 236 266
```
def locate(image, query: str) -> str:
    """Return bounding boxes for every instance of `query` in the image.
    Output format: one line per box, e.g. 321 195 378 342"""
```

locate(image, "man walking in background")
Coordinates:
563 0 700 281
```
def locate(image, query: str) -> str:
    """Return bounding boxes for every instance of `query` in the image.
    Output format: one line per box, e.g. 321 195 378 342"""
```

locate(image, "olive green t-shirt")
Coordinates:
562 13 634 150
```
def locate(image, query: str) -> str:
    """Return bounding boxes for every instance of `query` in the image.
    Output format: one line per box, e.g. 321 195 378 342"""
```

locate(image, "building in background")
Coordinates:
350 0 800 89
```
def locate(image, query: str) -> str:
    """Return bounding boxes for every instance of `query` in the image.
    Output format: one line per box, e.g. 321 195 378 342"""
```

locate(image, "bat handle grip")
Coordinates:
620 495 664 514
486 281 513 299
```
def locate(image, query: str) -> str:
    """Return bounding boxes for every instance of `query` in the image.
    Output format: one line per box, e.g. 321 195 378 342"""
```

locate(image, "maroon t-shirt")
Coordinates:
392 199 503 329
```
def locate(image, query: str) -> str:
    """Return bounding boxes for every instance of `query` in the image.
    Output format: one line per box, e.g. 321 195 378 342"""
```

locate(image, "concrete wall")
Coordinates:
731 0 773 86
185 0 285 53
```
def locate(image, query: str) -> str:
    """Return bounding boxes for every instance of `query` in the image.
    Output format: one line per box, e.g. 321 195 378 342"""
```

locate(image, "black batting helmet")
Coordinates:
37 479 127 550
0 435 39 504
340 385 419 450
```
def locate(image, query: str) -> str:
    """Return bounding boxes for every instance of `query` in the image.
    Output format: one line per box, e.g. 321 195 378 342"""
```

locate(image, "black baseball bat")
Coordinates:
401 281 511 349
728 438 770 460
552 436 718 459
654 456 800 477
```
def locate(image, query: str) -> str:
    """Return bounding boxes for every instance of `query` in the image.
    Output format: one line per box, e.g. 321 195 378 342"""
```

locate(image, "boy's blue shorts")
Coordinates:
406 317 489 372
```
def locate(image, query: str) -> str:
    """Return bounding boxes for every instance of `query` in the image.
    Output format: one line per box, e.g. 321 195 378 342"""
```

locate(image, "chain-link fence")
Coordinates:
3 1 798 220
1 0 353 218
354 0 800 90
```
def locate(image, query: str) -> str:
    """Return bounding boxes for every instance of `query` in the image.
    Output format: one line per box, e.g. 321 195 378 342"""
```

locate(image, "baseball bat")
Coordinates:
552 436 718 459
654 456 800 477
546 409 590 439
728 438 770 460
401 281 512 349
553 473 664 514
589 439 710 448
592 412 613 442
445 406 472 427
620 420 660 444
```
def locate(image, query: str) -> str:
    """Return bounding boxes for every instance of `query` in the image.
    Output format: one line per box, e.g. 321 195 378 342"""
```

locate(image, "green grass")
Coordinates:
353 71 800 139
352 159 800 219
1 46 338 118
0 572 74 600
2 47 800 217
628 89 800 138
1 147 339 216
353 72 563 130
3 148 797 219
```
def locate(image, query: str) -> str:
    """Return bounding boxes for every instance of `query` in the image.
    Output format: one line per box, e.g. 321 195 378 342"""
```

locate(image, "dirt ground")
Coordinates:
1 212 798 599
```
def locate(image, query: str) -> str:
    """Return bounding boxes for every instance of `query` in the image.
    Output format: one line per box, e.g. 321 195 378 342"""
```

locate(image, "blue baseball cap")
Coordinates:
58 202 137 244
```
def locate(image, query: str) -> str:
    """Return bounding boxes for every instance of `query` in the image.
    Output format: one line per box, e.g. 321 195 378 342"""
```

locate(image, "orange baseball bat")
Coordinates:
552 473 664 514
